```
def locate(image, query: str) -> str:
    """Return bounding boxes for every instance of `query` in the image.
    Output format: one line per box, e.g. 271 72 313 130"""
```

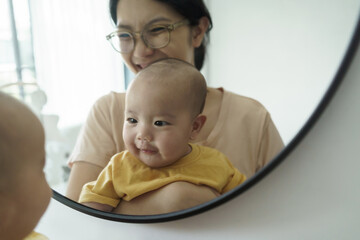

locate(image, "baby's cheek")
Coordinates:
123 128 134 146
158 135 181 153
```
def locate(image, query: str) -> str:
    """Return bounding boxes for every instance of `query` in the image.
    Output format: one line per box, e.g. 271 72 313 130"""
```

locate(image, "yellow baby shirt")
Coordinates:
79 144 246 207
23 231 48 240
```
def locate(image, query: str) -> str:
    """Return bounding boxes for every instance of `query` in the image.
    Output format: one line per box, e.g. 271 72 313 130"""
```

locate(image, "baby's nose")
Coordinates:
137 128 152 142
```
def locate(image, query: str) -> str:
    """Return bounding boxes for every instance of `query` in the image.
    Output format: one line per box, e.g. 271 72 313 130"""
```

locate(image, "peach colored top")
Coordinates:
69 88 284 178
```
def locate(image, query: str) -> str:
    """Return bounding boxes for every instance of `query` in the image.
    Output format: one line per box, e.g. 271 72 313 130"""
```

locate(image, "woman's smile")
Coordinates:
136 63 150 70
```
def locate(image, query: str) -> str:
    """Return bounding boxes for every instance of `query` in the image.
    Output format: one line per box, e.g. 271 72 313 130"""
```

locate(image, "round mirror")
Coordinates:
1 0 359 222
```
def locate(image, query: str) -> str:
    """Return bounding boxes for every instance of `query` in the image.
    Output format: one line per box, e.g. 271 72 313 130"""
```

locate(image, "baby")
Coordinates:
0 92 51 240
79 58 246 214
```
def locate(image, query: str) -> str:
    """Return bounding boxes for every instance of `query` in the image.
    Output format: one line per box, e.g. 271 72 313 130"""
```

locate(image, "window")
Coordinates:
1 0 126 189
0 0 36 101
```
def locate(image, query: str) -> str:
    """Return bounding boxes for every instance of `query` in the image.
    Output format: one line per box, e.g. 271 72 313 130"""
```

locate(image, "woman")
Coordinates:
66 0 284 214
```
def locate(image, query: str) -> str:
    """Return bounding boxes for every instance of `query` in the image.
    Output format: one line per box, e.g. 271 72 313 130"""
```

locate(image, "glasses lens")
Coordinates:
143 25 169 48
110 32 134 53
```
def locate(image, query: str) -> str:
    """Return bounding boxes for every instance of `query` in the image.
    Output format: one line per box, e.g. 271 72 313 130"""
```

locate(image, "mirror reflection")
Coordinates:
1 0 359 215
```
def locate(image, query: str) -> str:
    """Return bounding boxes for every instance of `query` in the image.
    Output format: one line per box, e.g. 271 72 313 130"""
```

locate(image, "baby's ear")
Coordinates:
190 115 207 140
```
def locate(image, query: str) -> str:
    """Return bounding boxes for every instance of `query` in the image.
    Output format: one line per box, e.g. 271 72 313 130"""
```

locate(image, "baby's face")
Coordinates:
123 82 195 168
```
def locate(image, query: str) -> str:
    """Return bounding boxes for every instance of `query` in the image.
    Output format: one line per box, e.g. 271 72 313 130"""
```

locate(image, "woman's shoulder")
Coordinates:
90 91 126 113
223 89 265 108
94 91 126 106
221 88 269 116
84 91 127 123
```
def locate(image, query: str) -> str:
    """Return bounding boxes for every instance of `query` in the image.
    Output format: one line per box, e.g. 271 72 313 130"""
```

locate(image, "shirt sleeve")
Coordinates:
256 113 284 172
222 168 247 193
78 159 121 208
218 90 284 177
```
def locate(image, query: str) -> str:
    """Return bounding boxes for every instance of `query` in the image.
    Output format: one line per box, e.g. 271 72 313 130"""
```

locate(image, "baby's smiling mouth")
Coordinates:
140 148 157 154
136 144 157 154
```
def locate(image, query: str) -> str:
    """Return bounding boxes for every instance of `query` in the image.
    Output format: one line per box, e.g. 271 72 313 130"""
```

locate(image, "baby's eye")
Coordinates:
154 121 169 126
127 118 138 124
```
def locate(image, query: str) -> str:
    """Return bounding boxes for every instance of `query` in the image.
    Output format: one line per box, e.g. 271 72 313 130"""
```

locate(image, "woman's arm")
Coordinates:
65 162 103 201
83 202 114 212
113 182 220 215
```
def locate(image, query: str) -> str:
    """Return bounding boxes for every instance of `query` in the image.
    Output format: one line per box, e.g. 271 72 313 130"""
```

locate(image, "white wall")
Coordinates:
205 0 360 143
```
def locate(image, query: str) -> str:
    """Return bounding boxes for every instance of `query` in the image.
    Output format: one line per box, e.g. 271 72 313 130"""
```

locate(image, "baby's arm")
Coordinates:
79 159 120 212
82 202 114 212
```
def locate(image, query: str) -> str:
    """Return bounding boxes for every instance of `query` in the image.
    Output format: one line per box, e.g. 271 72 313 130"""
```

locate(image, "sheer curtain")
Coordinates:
30 0 124 128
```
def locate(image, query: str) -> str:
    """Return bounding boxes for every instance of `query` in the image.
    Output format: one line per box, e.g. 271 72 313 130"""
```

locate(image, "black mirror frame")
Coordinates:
52 13 360 224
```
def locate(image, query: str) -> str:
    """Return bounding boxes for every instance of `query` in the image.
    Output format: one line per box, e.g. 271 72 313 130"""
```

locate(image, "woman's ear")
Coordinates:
192 17 210 48
190 115 207 140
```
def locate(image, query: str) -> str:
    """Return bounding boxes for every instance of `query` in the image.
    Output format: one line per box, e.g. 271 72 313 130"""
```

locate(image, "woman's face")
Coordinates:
116 0 196 73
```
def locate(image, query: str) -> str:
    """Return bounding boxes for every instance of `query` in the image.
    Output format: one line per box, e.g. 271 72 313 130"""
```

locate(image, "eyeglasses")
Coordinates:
106 19 190 53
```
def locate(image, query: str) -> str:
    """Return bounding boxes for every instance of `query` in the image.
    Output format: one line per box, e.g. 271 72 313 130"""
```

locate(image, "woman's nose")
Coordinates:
133 36 154 58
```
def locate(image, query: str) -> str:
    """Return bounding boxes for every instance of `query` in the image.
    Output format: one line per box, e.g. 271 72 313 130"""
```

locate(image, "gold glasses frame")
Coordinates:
106 19 190 53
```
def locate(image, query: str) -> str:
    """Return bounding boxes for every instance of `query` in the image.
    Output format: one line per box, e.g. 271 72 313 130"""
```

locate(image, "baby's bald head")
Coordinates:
0 92 51 240
130 58 207 118
0 92 45 190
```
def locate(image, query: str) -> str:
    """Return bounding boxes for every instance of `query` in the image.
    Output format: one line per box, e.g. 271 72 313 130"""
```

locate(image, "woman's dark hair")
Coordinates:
109 0 213 70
